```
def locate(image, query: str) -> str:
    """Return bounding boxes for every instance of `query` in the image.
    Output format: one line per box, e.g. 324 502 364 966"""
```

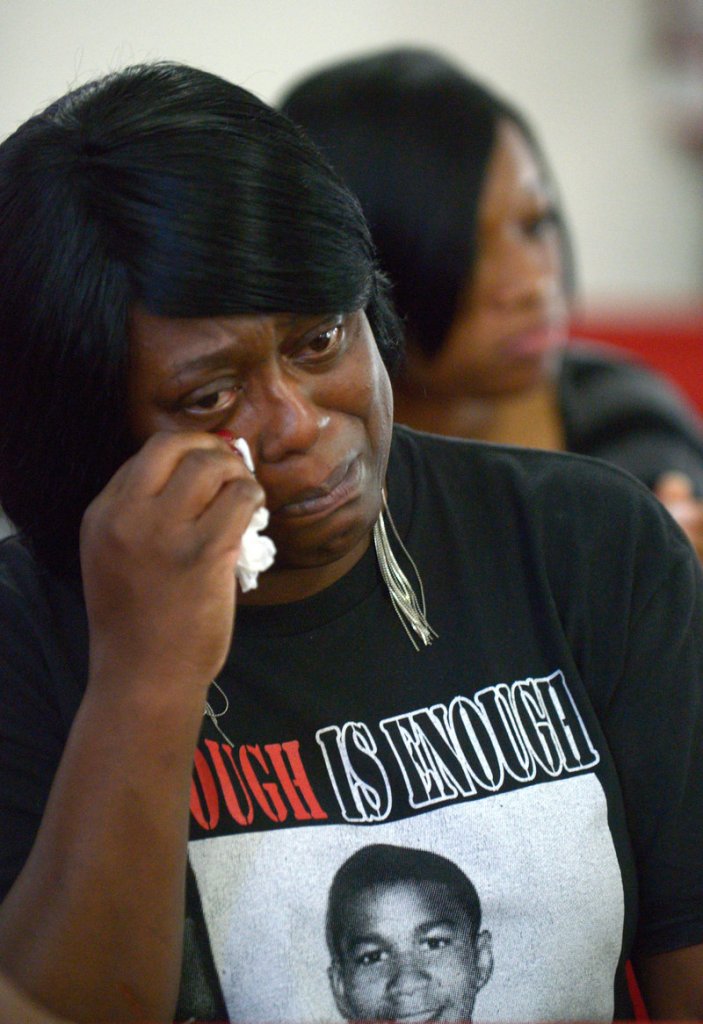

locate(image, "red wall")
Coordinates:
569 305 703 413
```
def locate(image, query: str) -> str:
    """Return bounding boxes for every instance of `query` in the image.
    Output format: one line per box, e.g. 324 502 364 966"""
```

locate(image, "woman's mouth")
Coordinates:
275 456 363 520
503 321 564 360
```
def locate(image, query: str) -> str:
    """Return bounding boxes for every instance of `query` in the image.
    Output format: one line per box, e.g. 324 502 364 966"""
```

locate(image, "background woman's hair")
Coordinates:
0 61 402 570
281 47 574 359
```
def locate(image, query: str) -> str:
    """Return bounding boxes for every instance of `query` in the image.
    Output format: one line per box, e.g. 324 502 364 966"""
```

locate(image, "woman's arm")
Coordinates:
637 943 703 1020
0 969 72 1024
0 432 262 1023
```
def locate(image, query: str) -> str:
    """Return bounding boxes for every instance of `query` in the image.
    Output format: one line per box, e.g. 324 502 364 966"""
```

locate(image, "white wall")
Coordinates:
1 0 702 306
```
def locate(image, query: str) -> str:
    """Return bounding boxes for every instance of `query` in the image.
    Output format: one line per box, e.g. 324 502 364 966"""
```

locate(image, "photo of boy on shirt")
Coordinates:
325 843 494 1022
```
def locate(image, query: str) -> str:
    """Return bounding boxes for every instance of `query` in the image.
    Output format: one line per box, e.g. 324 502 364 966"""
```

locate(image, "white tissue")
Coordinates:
233 437 256 473
232 438 276 592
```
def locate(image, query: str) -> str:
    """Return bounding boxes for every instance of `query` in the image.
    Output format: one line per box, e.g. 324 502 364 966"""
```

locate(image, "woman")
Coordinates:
0 63 701 1023
280 47 703 561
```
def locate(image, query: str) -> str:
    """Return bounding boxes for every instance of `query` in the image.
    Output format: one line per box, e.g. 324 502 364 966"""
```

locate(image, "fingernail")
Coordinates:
215 430 255 473
215 429 242 457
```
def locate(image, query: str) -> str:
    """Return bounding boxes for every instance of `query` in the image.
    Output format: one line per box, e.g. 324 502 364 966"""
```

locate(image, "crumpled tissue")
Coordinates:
232 437 276 592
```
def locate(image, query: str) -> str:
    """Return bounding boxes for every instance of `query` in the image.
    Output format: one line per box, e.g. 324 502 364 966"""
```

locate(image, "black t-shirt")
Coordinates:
559 341 703 492
1 427 702 1023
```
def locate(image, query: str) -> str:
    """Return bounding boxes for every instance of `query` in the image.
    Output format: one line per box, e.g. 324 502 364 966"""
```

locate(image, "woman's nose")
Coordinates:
240 368 325 463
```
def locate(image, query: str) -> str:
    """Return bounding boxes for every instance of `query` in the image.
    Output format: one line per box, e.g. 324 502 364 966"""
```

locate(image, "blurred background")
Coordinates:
1 0 702 398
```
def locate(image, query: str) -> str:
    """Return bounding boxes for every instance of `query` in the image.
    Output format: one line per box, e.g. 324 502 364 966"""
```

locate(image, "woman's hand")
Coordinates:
653 472 703 567
79 431 264 700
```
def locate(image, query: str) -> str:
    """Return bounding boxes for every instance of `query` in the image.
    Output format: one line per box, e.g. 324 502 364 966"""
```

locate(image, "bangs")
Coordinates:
71 100 378 319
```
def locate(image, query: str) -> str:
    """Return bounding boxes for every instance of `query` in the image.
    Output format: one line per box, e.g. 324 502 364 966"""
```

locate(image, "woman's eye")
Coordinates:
312 326 339 349
298 323 344 360
182 384 240 416
523 207 559 238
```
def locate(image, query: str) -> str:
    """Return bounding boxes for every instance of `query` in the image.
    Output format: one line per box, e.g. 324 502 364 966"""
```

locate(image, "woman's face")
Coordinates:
405 119 569 399
127 308 393 577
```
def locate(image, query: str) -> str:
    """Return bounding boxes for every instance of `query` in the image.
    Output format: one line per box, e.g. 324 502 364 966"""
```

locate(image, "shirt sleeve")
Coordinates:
601 500 703 958
531 447 703 960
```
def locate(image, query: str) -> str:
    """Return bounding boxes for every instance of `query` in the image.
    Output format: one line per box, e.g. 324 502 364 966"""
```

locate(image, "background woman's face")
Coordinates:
127 309 393 574
406 120 569 399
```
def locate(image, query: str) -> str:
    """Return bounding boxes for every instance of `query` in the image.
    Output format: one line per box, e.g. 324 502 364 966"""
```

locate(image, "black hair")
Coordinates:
281 46 575 359
0 61 402 570
326 843 482 961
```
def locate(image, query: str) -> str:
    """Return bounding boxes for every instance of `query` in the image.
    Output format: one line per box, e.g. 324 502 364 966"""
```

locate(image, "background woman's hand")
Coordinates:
653 471 703 566
79 431 264 699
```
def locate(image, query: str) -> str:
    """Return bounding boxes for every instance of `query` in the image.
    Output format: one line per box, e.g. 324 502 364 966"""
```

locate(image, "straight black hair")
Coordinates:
281 47 574 359
0 61 402 570
326 843 482 961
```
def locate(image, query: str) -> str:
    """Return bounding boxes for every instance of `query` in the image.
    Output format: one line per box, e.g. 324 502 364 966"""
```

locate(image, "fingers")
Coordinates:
160 443 261 523
81 431 268 577
653 474 703 564
100 431 261 522
654 471 695 502
195 475 265 563
106 431 244 501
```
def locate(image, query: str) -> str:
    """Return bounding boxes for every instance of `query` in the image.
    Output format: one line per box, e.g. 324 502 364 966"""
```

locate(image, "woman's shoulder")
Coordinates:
391 419 653 496
0 532 81 620
391 423 692 563
559 340 703 427
0 532 42 586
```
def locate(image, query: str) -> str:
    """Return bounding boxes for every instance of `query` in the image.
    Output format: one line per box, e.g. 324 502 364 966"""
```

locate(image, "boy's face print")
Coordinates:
329 879 493 1022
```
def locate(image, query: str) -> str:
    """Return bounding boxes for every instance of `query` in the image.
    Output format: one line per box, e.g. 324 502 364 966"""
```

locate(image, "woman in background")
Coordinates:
281 47 703 560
